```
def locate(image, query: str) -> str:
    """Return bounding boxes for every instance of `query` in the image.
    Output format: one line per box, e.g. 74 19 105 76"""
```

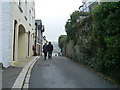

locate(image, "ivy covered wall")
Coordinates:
59 2 120 83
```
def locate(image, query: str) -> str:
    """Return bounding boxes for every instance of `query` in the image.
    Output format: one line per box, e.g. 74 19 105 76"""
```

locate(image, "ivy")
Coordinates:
92 2 120 82
65 11 90 44
59 2 120 83
58 35 67 50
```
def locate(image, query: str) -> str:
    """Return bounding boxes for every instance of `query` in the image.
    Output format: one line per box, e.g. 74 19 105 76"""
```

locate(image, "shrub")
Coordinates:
58 35 67 49
92 2 120 82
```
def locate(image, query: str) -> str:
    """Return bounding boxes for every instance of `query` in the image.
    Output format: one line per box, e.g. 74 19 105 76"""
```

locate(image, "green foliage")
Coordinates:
58 35 67 49
92 2 120 82
65 11 90 44
79 12 90 16
59 2 120 83
65 11 78 43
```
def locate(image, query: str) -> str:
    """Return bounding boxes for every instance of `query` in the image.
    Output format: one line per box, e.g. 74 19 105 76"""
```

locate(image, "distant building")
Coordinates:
35 20 45 56
52 48 60 57
82 0 98 12
0 0 35 67
42 36 48 45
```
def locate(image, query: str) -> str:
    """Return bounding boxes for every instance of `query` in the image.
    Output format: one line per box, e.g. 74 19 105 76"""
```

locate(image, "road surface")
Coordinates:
29 57 116 88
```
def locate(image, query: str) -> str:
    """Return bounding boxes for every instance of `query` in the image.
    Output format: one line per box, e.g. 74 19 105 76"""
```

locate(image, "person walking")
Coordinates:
43 43 48 60
47 42 53 59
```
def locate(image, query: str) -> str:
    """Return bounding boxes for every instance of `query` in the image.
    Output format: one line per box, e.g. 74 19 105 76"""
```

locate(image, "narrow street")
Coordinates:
29 56 115 88
0 1 120 89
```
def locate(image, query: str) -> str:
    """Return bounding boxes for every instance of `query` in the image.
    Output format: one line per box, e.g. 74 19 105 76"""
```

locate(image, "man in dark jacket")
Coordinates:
47 42 53 59
43 43 48 60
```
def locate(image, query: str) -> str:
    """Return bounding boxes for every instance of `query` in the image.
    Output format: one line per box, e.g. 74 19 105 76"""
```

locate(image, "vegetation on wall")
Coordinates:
58 35 67 50
65 11 78 43
65 11 90 44
59 2 120 83
92 2 120 82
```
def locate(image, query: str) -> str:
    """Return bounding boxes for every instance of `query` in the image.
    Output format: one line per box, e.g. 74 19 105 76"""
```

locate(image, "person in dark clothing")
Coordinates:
43 43 48 60
47 42 53 59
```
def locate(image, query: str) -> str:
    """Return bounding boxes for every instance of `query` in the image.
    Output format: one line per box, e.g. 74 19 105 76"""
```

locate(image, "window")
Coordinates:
32 16 34 28
33 0 35 7
25 0 27 17
32 0 35 16
33 9 35 16
18 0 24 13
19 0 22 6
29 9 31 25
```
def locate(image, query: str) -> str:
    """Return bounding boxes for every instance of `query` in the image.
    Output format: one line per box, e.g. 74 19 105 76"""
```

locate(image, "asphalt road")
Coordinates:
29 57 116 88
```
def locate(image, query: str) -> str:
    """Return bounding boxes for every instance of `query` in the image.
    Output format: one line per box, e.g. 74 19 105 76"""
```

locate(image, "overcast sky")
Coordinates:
35 0 83 42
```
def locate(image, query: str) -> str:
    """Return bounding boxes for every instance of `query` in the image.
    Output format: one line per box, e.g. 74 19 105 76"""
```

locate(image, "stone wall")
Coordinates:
65 40 73 59
63 16 96 68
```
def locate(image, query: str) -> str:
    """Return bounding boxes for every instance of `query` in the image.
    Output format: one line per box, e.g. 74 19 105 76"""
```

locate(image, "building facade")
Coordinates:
82 0 98 12
35 20 45 56
0 0 35 67
0 1 2 64
42 36 48 46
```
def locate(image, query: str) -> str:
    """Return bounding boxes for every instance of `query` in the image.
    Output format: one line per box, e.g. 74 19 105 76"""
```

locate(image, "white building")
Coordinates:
52 48 60 57
0 1 2 64
82 0 98 12
35 20 45 56
0 0 35 67
42 36 48 46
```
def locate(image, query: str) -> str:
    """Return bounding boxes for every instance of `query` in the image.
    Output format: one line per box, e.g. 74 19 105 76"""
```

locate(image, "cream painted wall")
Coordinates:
25 33 28 57
30 34 34 56
1 0 35 67
18 26 26 58
30 35 32 56
14 22 19 61
11 1 35 60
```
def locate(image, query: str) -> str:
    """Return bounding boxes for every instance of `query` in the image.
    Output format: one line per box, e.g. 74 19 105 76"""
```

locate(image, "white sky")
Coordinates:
35 0 83 42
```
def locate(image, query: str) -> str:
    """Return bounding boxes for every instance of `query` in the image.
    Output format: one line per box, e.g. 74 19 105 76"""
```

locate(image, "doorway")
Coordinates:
18 25 26 58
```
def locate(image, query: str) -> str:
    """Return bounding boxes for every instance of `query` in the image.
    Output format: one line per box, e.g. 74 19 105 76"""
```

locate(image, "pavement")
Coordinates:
29 57 118 88
2 56 39 89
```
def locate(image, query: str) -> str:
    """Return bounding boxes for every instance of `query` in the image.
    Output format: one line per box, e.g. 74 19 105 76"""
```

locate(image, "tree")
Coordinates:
58 35 67 49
